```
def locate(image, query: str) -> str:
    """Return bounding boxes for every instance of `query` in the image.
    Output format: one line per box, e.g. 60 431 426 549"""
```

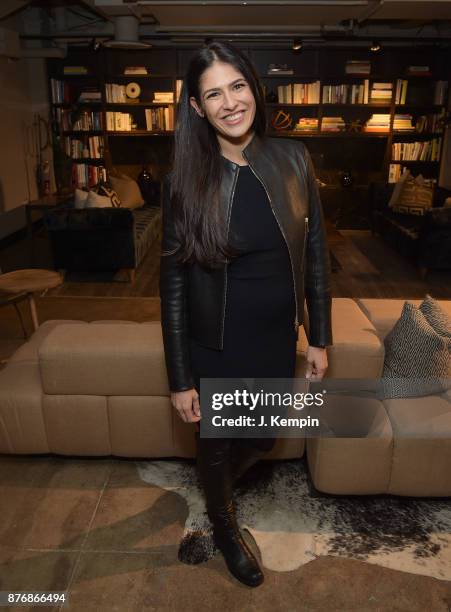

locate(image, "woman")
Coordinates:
160 41 333 587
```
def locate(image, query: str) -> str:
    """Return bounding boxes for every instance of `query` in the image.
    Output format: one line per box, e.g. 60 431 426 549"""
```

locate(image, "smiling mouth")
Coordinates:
223 110 245 123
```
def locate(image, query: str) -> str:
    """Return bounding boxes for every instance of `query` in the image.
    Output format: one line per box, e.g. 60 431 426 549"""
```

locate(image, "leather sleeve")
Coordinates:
298 143 333 347
159 175 195 392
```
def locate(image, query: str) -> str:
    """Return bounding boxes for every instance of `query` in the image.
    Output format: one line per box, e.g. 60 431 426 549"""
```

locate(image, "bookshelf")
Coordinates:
47 45 451 195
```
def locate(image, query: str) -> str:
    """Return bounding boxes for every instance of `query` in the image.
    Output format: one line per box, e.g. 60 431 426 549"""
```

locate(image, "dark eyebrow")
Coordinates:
203 78 246 98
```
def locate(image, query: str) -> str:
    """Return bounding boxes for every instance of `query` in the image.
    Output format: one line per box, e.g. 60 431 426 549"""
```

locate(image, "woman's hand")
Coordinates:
305 346 328 380
171 388 201 423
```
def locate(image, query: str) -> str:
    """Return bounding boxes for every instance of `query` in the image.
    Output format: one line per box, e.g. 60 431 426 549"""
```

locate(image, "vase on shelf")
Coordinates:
137 164 160 206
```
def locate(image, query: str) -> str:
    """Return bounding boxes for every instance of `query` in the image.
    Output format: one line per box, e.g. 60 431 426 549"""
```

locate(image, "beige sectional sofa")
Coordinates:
0 298 450 497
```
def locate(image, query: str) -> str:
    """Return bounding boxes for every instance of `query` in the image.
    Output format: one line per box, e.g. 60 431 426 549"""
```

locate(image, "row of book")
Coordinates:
105 112 134 131
391 138 442 161
415 110 446 133
395 79 448 105
54 109 103 131
391 113 444 132
322 83 369 105
388 164 406 184
71 163 105 189
105 108 174 131
63 136 104 159
293 118 318 131
50 79 102 104
145 106 174 131
276 82 321 104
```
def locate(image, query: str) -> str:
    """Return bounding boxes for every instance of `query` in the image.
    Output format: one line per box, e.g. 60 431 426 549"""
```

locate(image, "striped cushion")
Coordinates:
381 301 451 399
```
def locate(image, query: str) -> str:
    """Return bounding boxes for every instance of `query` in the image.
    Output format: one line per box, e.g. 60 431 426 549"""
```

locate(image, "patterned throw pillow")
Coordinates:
419 294 451 340
84 190 113 208
380 301 451 399
110 175 145 209
96 183 122 208
393 174 434 216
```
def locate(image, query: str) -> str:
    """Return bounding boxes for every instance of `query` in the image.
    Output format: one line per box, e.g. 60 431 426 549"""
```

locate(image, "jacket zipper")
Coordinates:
303 217 309 268
220 165 240 349
242 151 300 333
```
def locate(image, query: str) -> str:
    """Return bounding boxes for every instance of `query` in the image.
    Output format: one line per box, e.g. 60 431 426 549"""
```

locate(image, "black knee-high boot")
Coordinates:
230 441 267 486
195 433 264 587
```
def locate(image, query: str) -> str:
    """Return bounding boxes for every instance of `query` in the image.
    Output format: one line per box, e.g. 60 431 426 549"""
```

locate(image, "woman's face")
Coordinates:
190 60 256 141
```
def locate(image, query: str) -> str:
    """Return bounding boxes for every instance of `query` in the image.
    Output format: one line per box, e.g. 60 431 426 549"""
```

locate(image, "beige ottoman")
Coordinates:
306 393 393 494
384 393 451 496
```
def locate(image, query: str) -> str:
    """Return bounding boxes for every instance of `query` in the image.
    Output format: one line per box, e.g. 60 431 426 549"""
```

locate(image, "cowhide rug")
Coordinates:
136 457 451 581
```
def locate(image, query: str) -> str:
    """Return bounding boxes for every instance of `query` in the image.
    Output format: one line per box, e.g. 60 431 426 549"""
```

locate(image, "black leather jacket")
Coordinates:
160 133 333 392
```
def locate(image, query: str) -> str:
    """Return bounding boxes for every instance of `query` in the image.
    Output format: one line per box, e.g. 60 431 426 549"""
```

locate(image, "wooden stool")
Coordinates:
0 269 64 334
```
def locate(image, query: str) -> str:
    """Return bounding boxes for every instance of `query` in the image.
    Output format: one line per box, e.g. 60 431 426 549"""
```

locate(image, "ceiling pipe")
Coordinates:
134 0 369 4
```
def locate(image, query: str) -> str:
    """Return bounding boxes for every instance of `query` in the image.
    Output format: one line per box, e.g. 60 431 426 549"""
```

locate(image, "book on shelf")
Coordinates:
71 163 105 189
388 164 411 183
294 117 318 131
50 78 70 104
64 135 104 159
434 81 448 105
321 116 346 132
395 79 408 104
105 83 128 103
123 66 148 75
391 137 442 161
153 91 174 103
277 81 320 104
370 82 392 103
406 65 431 76
415 109 445 133
78 89 101 103
145 106 174 131
63 66 88 75
393 114 415 131
345 60 371 75
363 113 391 132
106 112 132 131
322 82 368 104
54 108 102 131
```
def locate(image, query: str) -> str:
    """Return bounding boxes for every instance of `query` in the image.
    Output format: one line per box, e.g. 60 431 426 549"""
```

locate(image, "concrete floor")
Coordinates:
0 455 451 612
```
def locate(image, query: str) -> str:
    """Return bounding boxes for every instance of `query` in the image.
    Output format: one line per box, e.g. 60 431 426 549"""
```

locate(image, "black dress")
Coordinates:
189 162 298 411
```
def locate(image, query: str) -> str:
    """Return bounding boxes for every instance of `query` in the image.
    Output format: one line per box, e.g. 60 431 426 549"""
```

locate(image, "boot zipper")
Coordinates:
220 165 240 349
242 151 300 333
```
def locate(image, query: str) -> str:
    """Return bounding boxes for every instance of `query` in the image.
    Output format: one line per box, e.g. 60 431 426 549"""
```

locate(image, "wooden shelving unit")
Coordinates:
47 45 451 192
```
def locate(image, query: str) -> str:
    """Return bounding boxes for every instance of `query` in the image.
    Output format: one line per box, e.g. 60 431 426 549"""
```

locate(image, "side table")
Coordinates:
0 269 64 334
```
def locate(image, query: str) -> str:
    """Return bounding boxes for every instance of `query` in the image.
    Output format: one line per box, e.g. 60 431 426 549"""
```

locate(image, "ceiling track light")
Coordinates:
370 40 381 52
292 39 303 51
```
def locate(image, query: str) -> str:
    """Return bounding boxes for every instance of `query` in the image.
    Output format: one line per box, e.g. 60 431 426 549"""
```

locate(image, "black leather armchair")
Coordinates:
369 182 451 278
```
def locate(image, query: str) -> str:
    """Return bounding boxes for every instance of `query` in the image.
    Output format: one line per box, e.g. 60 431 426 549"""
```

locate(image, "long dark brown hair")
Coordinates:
168 41 267 269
